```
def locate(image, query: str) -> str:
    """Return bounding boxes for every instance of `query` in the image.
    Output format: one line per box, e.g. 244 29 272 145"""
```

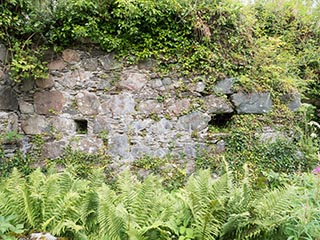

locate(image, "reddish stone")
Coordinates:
34 91 65 115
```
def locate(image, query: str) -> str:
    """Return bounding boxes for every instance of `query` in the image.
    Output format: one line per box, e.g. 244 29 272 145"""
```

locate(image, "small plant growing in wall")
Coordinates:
0 131 22 144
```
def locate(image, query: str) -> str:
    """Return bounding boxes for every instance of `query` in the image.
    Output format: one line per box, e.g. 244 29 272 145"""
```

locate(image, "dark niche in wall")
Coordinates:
209 113 234 127
75 119 88 134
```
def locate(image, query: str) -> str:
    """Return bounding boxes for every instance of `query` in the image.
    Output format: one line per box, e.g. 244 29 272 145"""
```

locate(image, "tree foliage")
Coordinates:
0 0 319 98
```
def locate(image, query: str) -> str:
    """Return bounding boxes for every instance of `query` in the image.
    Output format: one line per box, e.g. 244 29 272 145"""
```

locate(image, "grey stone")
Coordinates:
0 86 18 111
231 92 272 114
51 116 77 134
71 137 104 154
106 93 136 116
83 58 98 71
131 119 153 133
150 79 167 91
0 43 7 63
178 111 211 131
76 91 100 115
149 118 173 135
213 78 235 94
48 59 66 70
19 100 34 114
258 127 284 143
20 78 34 92
118 69 147 91
138 59 157 70
195 82 206 93
42 141 66 159
280 93 301 111
34 91 65 115
21 115 48 135
168 99 190 116
62 49 80 63
108 134 130 158
96 78 112 90
0 112 18 133
204 95 233 114
99 54 122 71
182 143 197 158
138 100 163 114
93 116 113 134
131 144 151 158
36 76 55 89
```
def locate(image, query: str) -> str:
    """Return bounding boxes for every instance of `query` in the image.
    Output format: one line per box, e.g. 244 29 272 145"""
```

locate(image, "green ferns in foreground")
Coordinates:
1 165 320 240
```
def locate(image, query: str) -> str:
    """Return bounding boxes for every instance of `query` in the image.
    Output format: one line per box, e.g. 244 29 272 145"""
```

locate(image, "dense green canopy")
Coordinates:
0 0 319 99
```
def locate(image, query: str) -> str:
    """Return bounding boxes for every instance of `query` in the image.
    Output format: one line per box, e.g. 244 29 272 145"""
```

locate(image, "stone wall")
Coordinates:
0 46 301 167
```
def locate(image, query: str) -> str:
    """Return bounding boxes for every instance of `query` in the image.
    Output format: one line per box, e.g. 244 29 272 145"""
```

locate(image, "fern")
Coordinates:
0 167 89 238
178 170 230 240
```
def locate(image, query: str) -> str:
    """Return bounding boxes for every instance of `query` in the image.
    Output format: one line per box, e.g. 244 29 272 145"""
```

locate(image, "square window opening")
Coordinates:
75 119 88 134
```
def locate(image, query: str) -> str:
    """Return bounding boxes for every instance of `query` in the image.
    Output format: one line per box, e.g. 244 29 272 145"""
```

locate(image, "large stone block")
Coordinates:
76 91 100 115
178 111 211 131
104 93 136 116
21 115 48 135
168 99 190 116
108 134 130 158
62 49 80 63
204 95 233 114
280 93 301 111
99 53 122 71
51 116 76 134
213 78 235 94
71 136 104 154
138 100 163 114
19 100 34 114
36 76 54 89
231 92 272 114
118 69 147 92
42 141 66 159
0 86 18 111
34 91 65 115
48 59 66 70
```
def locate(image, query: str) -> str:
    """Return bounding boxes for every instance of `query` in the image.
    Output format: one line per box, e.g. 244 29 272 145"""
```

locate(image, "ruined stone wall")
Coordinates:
0 47 301 167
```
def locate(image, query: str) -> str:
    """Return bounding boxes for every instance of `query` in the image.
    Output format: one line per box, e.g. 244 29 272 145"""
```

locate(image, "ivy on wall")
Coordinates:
0 0 319 98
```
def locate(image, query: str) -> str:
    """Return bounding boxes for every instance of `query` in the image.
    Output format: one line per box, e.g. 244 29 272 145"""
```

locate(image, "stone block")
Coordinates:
118 69 147 92
62 49 80 63
51 116 76 134
231 92 272 114
108 134 130 158
42 141 66 159
138 100 163 114
83 58 98 71
21 115 48 135
19 100 34 114
213 78 235 94
76 91 100 115
178 111 211 131
280 93 301 111
36 76 54 89
34 91 65 115
105 93 136 116
48 59 66 70
99 54 122 71
71 136 104 154
204 95 233 114
168 98 190 116
0 86 18 111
